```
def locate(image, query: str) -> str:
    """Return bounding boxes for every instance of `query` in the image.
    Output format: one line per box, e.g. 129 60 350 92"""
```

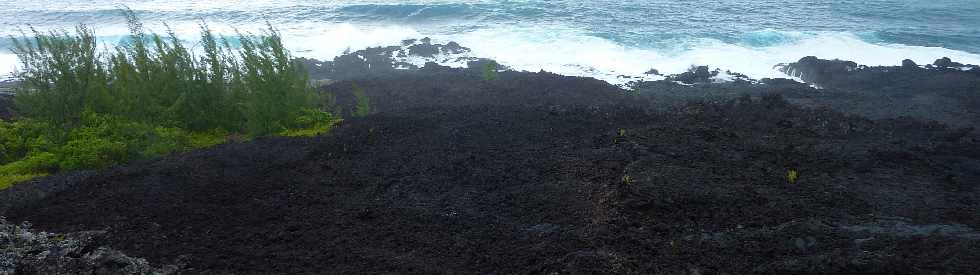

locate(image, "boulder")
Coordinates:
444 41 468 54
934 57 954 68
777 56 858 85
407 43 440 57
669 65 715 84
901 59 918 70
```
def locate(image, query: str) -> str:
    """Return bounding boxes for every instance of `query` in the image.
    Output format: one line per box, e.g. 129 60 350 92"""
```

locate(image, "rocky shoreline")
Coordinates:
1 40 979 273
304 38 980 129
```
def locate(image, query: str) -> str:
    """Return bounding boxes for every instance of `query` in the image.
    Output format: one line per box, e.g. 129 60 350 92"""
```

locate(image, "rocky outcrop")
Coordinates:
668 65 717 84
931 56 980 70
298 37 485 81
901 59 918 70
0 219 176 274
775 56 859 85
642 68 661 76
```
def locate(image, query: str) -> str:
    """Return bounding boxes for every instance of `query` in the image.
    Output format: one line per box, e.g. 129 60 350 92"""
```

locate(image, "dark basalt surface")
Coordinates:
638 57 980 129
2 41 980 274
4 96 979 274
323 69 638 117
308 41 980 129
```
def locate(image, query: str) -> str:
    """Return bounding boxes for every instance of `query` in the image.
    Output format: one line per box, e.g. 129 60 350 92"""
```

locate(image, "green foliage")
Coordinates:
238 24 320 136
0 11 336 189
482 60 499 81
0 152 58 176
0 119 55 163
10 26 106 131
186 129 230 149
351 83 371 117
57 136 126 170
10 10 321 134
0 111 233 186
0 173 46 190
279 109 342 137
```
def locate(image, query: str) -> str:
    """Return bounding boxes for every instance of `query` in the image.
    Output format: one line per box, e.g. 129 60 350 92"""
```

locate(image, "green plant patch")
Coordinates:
0 11 339 189
0 173 46 190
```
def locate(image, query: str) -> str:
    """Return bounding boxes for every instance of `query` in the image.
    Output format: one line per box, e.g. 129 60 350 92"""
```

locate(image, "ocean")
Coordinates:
2 0 980 84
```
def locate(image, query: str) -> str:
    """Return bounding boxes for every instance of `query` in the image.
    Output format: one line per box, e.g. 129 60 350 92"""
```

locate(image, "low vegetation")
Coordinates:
0 12 340 188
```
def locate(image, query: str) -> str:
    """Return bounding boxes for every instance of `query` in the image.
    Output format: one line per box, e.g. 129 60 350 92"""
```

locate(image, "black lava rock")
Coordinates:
669 65 716 84
777 56 858 85
902 59 918 69
934 57 954 68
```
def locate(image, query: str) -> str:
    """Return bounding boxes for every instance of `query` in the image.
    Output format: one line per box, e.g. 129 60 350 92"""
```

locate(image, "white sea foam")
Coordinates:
0 54 17 81
437 28 980 85
1 23 979 86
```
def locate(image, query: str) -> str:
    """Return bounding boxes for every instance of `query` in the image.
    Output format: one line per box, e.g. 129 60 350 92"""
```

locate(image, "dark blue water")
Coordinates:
2 0 979 83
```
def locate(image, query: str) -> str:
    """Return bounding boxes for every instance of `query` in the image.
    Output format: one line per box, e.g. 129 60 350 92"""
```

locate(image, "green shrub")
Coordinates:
187 129 230 148
56 111 140 170
351 84 371 117
0 173 46 190
57 136 127 170
0 11 337 189
237 25 320 136
482 61 499 81
142 126 191 158
279 108 342 137
0 152 58 176
0 119 56 164
11 10 323 135
10 26 107 131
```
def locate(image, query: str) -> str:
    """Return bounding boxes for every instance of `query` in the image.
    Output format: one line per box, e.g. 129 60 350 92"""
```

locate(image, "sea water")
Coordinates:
2 0 979 84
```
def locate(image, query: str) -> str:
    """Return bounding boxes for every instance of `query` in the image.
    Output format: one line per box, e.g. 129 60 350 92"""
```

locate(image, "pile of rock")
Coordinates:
0 218 175 274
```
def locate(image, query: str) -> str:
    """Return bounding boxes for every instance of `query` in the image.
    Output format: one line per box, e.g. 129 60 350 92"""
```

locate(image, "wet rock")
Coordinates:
934 57 954 68
669 65 716 84
643 69 661 75
444 41 467 54
777 56 858 85
301 38 478 81
901 59 918 69
932 57 979 70
408 43 440 57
